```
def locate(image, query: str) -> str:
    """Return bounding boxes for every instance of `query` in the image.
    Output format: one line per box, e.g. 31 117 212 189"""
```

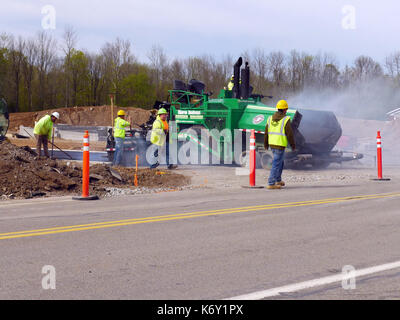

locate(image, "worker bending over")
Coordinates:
113 110 131 166
150 108 177 170
33 112 59 158
264 100 296 189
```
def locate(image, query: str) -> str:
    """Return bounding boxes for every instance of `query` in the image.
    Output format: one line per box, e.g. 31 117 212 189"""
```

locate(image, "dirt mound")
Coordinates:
0 140 190 199
9 106 153 132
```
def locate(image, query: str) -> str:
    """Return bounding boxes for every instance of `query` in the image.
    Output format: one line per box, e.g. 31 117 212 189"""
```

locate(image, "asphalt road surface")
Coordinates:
0 175 399 300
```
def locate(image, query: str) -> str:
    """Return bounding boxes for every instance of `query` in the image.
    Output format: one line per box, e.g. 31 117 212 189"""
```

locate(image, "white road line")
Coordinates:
227 260 400 300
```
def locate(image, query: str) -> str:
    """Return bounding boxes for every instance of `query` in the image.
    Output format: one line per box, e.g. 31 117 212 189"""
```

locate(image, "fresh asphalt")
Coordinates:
0 176 399 299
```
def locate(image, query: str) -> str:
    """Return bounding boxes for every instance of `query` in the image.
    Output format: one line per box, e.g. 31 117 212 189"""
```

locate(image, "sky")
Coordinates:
1 0 400 66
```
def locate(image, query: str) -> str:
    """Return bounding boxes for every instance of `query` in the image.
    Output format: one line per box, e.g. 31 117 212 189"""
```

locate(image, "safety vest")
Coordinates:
150 116 168 146
114 117 130 139
33 115 53 140
267 116 290 148
227 81 234 91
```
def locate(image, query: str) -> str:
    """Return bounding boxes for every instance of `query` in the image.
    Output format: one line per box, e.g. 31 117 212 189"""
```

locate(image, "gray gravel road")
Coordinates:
0 166 399 300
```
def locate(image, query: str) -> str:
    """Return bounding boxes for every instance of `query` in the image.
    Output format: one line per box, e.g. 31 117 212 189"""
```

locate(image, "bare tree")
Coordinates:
321 63 340 88
221 54 234 80
169 58 186 83
22 38 37 111
268 51 286 88
7 35 25 112
147 45 169 97
385 52 400 80
353 55 383 81
340 65 353 88
208 57 227 95
62 26 78 107
87 53 106 105
36 31 57 109
287 50 301 91
251 48 268 93
102 38 134 103
0 32 10 49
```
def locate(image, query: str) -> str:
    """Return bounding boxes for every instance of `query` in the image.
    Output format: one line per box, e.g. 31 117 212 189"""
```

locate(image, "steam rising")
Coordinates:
287 78 400 120
287 79 400 166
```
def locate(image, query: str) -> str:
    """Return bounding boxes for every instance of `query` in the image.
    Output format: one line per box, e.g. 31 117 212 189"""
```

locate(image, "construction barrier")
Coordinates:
377 131 383 179
73 130 99 200
372 131 390 181
239 128 265 135
250 130 256 186
242 129 264 189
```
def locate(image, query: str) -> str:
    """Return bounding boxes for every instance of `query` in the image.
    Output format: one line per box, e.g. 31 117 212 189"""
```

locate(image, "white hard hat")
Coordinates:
51 112 60 119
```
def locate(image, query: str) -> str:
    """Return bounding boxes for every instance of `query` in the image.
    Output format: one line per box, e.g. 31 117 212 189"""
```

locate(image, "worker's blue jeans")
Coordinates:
113 137 124 166
268 148 285 186
150 142 170 169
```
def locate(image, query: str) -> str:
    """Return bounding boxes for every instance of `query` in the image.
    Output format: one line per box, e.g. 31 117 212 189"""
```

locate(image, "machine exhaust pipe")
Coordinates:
233 57 242 99
241 62 250 99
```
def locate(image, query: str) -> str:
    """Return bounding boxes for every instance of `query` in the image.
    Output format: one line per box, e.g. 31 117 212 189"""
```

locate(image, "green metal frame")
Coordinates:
169 89 297 160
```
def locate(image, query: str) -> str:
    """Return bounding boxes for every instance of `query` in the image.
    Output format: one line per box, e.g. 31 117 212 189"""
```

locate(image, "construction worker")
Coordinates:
113 110 131 166
33 112 59 158
150 108 177 170
227 75 235 91
264 100 296 189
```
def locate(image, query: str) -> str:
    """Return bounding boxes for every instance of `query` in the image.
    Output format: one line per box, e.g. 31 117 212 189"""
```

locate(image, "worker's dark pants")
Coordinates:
113 137 124 166
150 142 170 169
268 148 285 186
35 134 49 158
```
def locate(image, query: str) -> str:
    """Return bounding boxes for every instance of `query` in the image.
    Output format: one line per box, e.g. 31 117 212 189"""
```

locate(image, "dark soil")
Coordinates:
0 140 190 199
9 105 153 131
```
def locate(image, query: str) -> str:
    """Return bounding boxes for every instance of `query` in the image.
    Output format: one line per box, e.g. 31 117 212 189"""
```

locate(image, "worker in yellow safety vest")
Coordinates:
150 108 177 170
33 112 59 158
227 75 235 91
264 100 296 189
113 110 131 166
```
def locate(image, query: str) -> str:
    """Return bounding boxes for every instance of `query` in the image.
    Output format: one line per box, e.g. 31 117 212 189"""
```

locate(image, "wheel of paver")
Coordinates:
239 151 262 169
239 151 250 168
260 153 273 169
312 162 330 169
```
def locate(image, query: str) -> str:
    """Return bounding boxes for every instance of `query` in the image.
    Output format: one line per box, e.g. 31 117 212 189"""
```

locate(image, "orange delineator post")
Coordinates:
242 129 264 189
372 131 390 181
377 131 382 180
82 130 90 197
134 155 139 187
73 130 99 200
249 129 256 187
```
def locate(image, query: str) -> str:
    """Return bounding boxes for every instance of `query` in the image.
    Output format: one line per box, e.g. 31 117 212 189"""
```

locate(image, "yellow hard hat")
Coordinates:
276 100 289 110
158 108 168 115
117 110 126 116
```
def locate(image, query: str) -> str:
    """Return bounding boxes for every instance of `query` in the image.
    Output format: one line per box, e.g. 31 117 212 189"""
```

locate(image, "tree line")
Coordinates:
1 28 400 114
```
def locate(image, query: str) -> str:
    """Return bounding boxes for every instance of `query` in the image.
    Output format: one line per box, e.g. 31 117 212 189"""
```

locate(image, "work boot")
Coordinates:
267 184 282 190
276 181 285 187
168 164 178 170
